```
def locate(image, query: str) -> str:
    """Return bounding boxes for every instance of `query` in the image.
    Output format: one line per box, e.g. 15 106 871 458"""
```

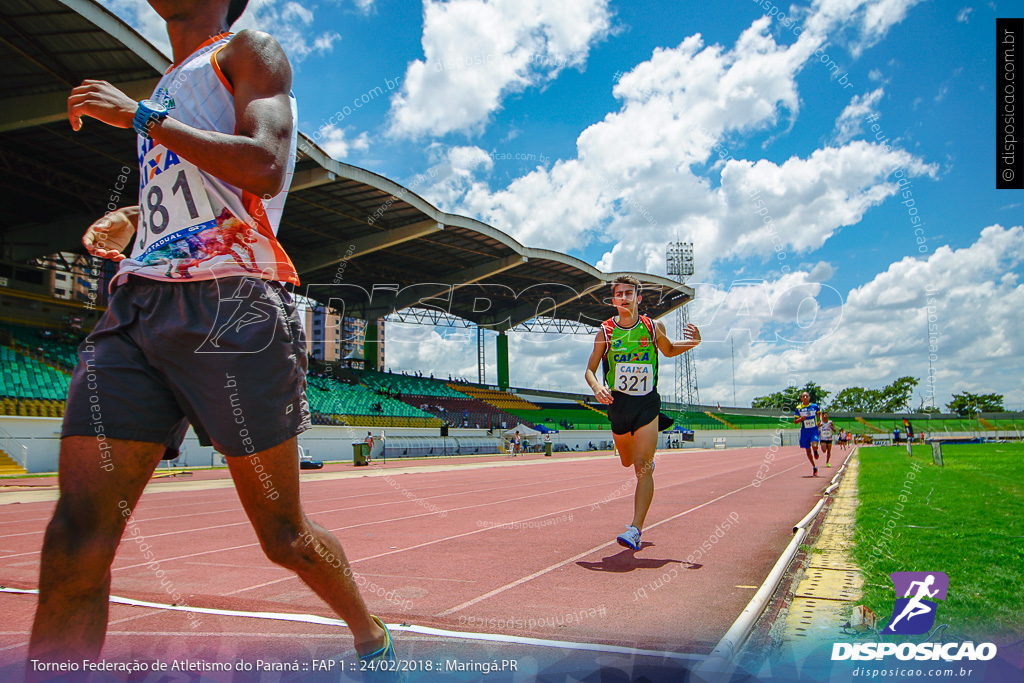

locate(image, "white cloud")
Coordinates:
315 125 371 160
97 0 171 57
411 0 938 280
708 225 1024 408
956 7 974 23
416 18 821 259
814 225 1024 406
383 324 481 380
645 226 1024 409
832 88 885 144
238 2 341 61
387 0 611 138
420 145 495 209
803 0 928 57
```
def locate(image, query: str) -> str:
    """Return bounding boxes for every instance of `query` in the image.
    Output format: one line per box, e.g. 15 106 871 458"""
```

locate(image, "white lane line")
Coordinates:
0 588 705 662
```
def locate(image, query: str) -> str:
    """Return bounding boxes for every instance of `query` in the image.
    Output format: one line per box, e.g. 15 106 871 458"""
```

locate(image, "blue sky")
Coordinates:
102 0 1023 410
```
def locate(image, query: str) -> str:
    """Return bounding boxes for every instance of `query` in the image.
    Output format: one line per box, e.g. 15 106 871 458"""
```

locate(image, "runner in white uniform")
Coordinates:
31 1 398 675
819 414 835 467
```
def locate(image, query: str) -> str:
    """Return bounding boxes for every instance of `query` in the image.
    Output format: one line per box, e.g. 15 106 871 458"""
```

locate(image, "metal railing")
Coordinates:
0 425 28 470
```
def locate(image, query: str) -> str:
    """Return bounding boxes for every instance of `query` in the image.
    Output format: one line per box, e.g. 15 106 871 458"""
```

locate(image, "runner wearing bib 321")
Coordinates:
602 314 661 436
585 276 701 552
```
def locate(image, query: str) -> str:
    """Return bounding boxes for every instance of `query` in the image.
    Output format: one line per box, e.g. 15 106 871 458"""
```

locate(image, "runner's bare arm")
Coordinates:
654 320 701 357
82 207 139 261
67 30 293 198
585 332 613 405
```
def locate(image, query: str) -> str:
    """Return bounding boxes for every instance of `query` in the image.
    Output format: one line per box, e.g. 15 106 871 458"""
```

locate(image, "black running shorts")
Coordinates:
608 391 672 435
62 276 311 457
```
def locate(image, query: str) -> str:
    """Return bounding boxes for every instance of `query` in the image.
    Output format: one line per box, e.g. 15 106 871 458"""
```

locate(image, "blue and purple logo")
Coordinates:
882 571 949 635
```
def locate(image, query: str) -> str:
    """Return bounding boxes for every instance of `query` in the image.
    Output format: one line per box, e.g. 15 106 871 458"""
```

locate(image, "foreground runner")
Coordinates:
584 275 701 550
30 0 396 675
794 391 822 476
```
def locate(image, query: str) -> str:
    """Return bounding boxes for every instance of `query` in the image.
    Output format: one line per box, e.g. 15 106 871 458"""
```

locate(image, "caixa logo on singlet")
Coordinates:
832 572 997 662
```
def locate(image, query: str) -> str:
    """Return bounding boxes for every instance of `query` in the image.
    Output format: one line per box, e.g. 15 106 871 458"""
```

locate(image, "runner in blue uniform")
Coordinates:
794 391 821 476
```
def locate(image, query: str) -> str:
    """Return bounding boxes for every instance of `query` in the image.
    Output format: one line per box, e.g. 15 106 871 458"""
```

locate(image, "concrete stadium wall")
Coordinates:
4 415 1012 474
0 416 491 473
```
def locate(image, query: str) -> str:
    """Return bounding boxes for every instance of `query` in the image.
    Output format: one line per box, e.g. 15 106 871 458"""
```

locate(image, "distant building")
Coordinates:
304 307 366 366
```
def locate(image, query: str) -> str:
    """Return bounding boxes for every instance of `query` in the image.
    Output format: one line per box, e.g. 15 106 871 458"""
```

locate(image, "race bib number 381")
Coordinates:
615 364 653 396
137 144 215 249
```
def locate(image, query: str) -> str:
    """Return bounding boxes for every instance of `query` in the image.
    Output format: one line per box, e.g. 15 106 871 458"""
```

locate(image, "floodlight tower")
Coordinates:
477 325 486 385
666 242 699 409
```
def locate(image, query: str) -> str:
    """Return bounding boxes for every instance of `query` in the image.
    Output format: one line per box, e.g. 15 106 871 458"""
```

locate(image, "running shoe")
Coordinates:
359 616 405 682
826 463 831 468
617 524 642 550
813 466 818 477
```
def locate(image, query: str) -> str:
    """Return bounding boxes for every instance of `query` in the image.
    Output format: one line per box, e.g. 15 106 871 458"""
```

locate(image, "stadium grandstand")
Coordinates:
2 0 1022 477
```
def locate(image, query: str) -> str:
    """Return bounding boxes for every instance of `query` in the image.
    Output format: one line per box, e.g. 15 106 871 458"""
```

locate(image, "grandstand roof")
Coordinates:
0 0 693 331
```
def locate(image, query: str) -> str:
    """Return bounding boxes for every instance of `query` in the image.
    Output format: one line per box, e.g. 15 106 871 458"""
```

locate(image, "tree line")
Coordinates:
751 377 1006 416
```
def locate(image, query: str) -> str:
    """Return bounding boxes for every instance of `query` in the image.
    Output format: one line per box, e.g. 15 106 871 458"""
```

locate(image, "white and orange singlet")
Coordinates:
120 33 299 285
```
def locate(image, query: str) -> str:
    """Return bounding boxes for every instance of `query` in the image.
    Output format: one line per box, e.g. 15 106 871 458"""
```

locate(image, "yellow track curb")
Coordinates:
777 452 862 654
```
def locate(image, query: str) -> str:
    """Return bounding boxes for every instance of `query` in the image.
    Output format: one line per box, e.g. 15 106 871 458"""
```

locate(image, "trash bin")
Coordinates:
353 443 369 466
544 442 553 457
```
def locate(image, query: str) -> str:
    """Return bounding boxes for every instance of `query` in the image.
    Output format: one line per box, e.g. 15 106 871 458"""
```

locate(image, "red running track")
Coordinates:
0 447 829 668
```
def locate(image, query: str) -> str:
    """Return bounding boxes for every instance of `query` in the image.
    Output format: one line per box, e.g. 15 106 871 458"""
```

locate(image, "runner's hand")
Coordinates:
593 384 613 405
84 209 136 261
683 323 701 343
68 80 136 131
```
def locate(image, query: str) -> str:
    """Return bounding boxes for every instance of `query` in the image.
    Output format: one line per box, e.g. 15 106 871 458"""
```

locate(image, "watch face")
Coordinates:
141 99 167 114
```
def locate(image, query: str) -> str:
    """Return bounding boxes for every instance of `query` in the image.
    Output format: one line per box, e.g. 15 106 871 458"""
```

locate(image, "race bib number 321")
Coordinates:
615 364 653 396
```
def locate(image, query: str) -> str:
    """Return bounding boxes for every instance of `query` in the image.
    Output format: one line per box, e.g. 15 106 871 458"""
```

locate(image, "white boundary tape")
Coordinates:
0 587 704 662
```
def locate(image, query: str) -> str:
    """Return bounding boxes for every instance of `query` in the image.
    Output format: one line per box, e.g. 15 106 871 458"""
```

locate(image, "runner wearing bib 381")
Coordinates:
585 275 701 551
31 1 397 676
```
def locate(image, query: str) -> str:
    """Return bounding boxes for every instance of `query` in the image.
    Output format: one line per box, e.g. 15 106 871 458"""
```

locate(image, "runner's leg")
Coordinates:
613 431 634 468
629 417 659 531
226 437 386 655
30 437 164 663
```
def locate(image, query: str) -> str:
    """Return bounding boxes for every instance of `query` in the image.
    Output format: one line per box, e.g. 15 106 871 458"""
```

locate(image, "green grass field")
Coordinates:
852 443 1024 639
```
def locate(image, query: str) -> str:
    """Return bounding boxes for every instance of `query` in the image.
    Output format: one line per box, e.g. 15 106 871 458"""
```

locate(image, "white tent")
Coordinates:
502 424 541 438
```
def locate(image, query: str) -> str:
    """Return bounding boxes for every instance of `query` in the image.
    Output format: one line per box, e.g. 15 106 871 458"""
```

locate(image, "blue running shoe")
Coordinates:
359 616 405 682
616 525 641 550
